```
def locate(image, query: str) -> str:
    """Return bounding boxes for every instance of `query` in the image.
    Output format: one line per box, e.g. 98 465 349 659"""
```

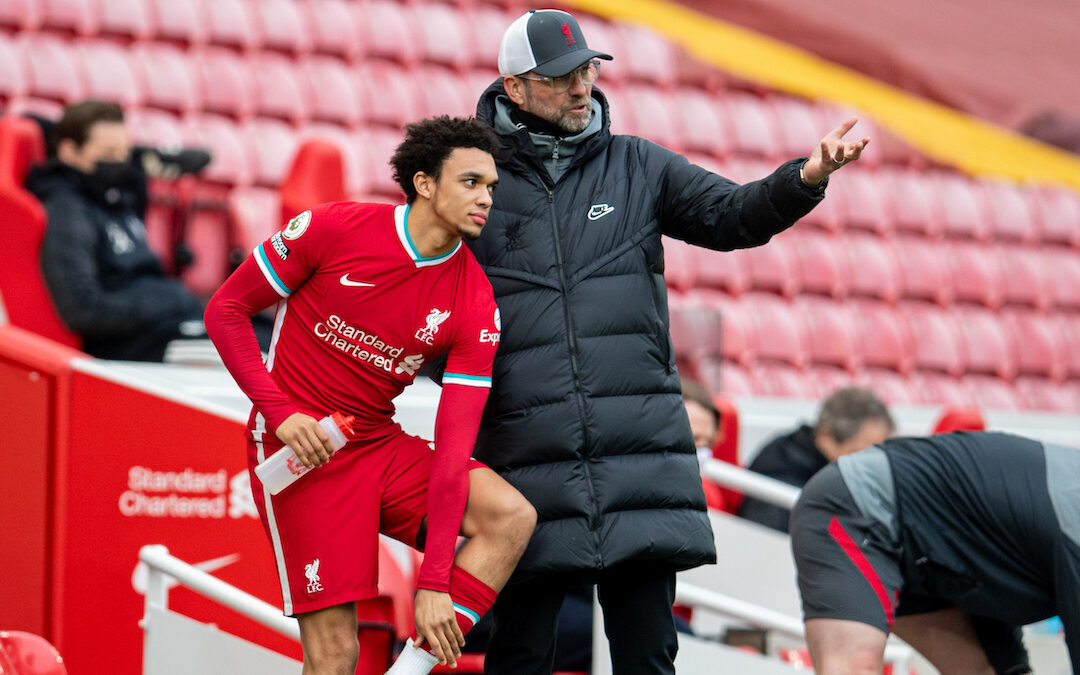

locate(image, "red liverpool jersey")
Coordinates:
248 201 500 434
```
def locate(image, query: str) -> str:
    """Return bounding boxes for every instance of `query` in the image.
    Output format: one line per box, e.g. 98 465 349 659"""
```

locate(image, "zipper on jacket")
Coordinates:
546 187 605 569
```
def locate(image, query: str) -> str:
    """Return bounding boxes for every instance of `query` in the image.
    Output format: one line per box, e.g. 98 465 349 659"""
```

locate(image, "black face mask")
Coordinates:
79 160 146 210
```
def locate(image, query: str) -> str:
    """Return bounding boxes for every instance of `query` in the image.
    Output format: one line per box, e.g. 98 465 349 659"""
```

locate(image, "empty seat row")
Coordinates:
0 0 680 83
707 360 1080 412
668 290 1080 383
663 233 1080 312
0 34 486 125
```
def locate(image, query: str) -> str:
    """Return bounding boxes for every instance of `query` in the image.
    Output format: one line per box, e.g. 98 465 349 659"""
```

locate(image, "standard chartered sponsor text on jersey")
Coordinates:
313 314 404 372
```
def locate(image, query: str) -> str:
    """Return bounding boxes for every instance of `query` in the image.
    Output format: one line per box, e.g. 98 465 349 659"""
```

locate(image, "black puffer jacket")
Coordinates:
26 160 204 360
469 82 825 578
738 424 829 533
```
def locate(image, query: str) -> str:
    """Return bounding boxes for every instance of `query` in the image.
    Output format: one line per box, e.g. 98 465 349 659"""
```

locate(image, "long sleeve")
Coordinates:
204 256 299 432
415 383 490 592
641 139 825 251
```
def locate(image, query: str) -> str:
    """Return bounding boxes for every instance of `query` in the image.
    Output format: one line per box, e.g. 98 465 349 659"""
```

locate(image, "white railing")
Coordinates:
138 544 300 640
675 581 914 667
701 458 801 508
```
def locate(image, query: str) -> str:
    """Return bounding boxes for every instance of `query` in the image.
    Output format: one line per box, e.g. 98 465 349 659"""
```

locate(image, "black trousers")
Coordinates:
483 562 679 675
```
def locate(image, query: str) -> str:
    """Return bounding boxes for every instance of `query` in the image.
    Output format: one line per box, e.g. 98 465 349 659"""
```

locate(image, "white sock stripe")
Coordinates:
452 603 479 628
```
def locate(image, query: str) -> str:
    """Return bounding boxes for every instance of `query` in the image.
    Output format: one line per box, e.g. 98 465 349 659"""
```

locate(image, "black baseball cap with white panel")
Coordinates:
498 9 613 78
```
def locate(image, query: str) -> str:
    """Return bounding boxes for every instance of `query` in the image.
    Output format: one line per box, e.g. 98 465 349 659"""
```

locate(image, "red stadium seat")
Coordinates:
981 179 1039 244
129 43 200 114
743 294 805 368
1005 311 1066 382
412 66 476 119
302 124 373 197
689 245 747 296
242 118 300 188
0 34 29 106
750 363 817 399
359 126 406 200
623 85 682 151
796 297 858 372
662 237 698 294
249 53 310 124
673 88 730 159
946 242 1001 309
15 33 84 103
808 365 855 398
411 3 471 71
228 186 281 253
892 236 951 307
851 301 912 374
963 374 1022 411
1014 376 1077 413
0 115 81 348
996 246 1051 312
98 0 154 41
305 0 362 60
0 630 67 675
356 61 423 130
253 0 312 55
181 114 252 185
1043 248 1080 313
191 48 254 119
75 41 143 109
359 1 419 66
200 0 259 51
830 168 894 237
878 167 941 239
39 0 97 36
731 234 799 298
902 303 966 377
954 307 1015 380
150 0 205 46
1058 315 1080 381
1031 184 1080 248
125 107 184 148
573 16 625 85
461 6 514 70
841 234 901 304
279 138 347 226
933 172 991 241
854 369 919 405
719 92 781 161
685 289 747 366
179 207 231 296
769 96 827 161
301 57 364 126
788 231 847 299
909 372 973 407
0 0 41 32
613 22 678 86
699 360 754 398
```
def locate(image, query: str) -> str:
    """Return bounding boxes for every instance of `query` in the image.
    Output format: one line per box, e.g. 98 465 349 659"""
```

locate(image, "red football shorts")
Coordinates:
248 426 486 616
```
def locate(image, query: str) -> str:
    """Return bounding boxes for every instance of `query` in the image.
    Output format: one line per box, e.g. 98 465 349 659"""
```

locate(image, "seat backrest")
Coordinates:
902 302 966 376
0 116 81 348
0 630 67 675
278 138 346 227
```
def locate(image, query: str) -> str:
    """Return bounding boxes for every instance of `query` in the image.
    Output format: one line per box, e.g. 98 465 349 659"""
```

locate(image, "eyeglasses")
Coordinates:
518 59 601 94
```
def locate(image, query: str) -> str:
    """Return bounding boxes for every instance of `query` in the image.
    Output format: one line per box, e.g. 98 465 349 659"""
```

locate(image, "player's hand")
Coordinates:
802 117 870 186
274 413 335 468
413 589 464 668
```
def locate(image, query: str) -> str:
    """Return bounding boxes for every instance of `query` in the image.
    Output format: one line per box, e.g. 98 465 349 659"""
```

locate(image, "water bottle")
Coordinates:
255 412 356 495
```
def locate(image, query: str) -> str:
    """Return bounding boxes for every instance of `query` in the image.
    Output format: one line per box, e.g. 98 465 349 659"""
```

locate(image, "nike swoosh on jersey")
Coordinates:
339 274 376 287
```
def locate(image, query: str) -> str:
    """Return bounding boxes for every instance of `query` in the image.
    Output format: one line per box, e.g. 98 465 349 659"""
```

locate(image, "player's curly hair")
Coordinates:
390 116 501 203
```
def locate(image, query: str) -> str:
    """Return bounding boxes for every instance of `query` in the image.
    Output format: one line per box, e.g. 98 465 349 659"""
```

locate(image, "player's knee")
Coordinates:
495 490 536 547
305 630 359 673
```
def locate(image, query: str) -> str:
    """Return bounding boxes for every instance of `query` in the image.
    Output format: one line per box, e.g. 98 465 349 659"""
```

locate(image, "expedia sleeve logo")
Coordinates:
479 307 501 344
